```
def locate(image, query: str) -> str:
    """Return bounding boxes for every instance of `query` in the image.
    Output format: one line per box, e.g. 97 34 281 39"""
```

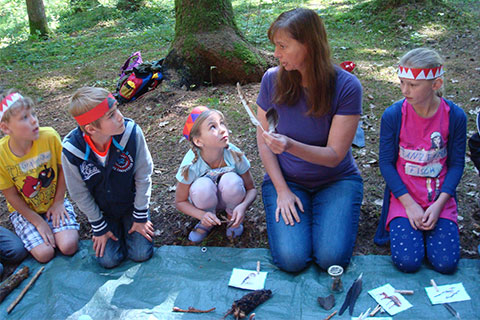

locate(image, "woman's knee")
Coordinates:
274 253 310 273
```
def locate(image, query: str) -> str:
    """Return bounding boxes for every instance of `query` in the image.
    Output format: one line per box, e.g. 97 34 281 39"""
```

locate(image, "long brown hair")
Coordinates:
268 8 336 117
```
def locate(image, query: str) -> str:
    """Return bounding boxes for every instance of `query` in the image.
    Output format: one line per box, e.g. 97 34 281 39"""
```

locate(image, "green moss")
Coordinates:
174 0 236 36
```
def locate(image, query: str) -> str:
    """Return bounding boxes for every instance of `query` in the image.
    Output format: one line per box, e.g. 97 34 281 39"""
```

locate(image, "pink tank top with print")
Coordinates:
386 99 458 229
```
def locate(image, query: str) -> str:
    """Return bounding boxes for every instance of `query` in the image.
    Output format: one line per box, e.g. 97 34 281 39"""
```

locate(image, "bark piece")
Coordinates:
0 266 29 303
317 294 335 310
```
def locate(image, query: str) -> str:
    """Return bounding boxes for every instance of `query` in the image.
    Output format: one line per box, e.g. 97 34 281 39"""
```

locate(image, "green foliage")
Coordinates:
0 0 477 96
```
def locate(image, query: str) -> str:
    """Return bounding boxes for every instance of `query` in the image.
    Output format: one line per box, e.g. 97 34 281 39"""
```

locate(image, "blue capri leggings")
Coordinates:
389 217 459 274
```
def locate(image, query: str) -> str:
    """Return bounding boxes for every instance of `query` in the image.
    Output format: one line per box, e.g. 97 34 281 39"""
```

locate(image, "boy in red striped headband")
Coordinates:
0 89 79 264
62 87 154 268
375 48 466 274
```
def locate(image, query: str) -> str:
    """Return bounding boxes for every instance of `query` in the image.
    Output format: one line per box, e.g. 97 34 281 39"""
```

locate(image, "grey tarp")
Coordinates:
0 241 478 319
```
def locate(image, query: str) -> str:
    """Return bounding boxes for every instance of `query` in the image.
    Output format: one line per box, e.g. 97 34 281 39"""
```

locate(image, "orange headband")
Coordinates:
74 93 116 126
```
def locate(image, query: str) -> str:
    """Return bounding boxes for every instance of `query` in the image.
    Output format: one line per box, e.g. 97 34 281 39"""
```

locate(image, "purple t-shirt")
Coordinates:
256 66 362 188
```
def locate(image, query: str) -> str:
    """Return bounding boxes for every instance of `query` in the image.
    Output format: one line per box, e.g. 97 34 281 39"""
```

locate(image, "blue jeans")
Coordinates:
262 175 363 272
0 226 28 276
97 215 153 269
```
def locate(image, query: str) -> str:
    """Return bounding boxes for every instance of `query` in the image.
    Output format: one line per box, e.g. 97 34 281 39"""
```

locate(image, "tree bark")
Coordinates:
25 0 50 38
164 0 267 87
0 266 29 303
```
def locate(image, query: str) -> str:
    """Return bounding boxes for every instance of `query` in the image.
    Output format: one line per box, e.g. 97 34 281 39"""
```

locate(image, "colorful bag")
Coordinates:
116 56 164 104
119 51 143 79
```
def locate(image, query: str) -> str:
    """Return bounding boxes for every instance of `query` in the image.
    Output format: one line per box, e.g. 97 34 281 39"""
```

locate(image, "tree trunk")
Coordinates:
25 0 50 38
164 0 267 87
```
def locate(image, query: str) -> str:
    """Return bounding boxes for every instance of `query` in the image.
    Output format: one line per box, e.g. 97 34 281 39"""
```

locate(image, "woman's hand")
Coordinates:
276 189 304 225
262 131 290 154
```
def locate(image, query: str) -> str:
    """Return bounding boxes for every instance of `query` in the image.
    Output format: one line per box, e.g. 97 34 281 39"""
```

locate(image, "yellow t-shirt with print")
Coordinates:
0 127 62 214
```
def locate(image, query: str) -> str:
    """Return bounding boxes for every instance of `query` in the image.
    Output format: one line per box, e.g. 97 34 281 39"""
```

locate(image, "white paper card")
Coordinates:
425 282 471 304
368 284 412 315
228 268 267 290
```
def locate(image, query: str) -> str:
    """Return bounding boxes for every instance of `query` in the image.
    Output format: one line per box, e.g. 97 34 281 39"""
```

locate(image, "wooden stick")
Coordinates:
324 310 337 320
370 304 382 316
172 306 216 313
0 266 29 303
430 279 439 292
7 266 45 314
395 289 414 295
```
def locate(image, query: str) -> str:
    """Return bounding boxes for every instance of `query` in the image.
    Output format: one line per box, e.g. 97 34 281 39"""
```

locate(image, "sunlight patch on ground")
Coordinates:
35 75 76 92
418 23 447 38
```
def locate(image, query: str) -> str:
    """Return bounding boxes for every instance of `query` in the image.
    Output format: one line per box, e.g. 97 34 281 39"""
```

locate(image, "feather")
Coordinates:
265 108 279 133
236 83 264 131
338 273 363 316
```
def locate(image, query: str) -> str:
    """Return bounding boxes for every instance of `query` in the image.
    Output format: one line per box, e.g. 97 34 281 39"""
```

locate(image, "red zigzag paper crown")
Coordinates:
0 92 24 121
397 65 444 80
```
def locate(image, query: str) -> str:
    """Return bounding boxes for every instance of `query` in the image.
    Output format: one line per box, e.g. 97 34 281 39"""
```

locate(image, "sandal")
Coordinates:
188 222 213 243
226 223 244 238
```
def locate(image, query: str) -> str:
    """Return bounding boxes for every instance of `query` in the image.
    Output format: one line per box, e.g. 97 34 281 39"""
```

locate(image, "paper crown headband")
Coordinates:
183 106 210 140
74 93 116 126
397 65 444 80
0 92 24 121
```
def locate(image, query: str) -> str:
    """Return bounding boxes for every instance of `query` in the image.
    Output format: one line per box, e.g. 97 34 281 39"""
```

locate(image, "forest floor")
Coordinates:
0 1 480 279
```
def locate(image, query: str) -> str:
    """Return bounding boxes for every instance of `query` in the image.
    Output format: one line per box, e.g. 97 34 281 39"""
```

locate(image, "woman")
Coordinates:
256 8 363 272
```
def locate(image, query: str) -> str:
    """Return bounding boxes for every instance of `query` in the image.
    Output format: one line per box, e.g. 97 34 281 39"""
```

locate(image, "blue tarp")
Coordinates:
0 241 478 319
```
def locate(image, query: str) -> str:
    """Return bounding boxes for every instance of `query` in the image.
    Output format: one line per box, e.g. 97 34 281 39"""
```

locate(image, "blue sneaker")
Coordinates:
226 224 244 238
188 222 213 243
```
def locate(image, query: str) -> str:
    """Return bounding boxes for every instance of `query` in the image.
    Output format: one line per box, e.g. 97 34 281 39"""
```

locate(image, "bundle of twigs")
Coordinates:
223 289 272 319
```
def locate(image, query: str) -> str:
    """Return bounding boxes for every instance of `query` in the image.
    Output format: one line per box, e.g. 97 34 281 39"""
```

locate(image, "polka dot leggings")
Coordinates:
389 217 459 274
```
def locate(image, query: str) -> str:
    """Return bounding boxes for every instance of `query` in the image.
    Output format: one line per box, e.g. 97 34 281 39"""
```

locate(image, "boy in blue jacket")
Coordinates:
62 87 154 268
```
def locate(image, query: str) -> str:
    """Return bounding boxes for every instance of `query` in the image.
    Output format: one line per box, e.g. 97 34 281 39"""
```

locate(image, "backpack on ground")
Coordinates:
115 52 164 104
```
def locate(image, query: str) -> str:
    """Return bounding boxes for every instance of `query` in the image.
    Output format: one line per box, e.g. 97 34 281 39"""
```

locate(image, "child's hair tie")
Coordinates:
0 92 23 121
74 93 116 126
397 65 444 80
183 106 209 140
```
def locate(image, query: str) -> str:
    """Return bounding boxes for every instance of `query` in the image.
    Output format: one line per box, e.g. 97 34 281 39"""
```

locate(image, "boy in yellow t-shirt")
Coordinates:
0 90 79 263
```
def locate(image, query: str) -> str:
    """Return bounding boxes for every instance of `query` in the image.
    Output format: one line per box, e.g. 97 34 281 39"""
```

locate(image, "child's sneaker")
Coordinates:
188 222 213 243
226 224 244 238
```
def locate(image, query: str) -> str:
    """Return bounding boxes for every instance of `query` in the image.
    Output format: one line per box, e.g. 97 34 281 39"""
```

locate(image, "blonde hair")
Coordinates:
268 8 336 117
181 109 243 180
0 89 34 123
69 87 110 132
399 48 444 97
